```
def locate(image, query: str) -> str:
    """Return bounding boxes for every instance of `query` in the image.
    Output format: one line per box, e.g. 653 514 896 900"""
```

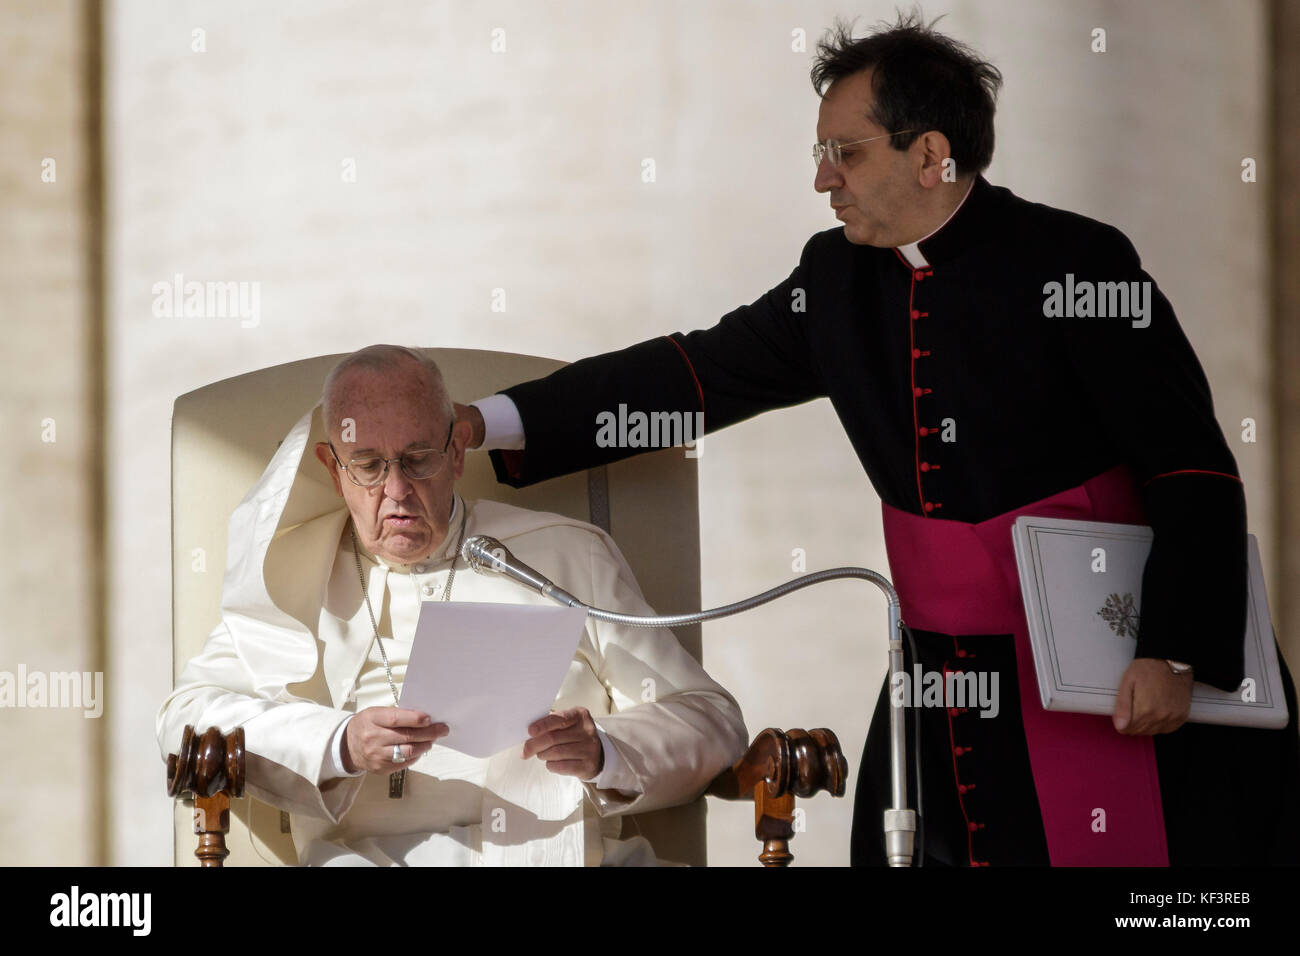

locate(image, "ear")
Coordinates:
314 442 344 497
915 130 954 189
449 419 472 481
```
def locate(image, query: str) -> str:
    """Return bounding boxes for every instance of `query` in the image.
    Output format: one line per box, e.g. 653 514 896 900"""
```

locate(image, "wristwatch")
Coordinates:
1165 659 1193 675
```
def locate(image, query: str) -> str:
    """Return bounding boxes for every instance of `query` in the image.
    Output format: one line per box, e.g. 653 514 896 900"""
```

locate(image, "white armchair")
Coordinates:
166 348 844 866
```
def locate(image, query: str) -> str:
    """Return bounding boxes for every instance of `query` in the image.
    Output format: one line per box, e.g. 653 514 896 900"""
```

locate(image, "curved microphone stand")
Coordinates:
462 534 921 867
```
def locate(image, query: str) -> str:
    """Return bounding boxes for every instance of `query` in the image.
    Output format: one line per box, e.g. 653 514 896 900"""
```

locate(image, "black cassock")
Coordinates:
487 175 1300 865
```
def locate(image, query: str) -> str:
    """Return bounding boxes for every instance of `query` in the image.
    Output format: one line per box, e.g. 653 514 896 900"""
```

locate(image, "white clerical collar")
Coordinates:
895 177 976 268
353 494 464 574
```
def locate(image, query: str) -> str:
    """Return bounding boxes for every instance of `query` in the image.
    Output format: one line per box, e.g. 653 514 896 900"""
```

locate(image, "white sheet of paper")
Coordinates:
398 601 589 758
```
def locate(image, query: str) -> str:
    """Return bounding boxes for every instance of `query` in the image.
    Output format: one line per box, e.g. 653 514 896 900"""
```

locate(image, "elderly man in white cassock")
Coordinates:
157 344 749 866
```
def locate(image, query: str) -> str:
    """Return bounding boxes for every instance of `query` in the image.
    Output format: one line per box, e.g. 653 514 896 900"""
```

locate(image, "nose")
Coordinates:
382 461 413 500
814 155 843 193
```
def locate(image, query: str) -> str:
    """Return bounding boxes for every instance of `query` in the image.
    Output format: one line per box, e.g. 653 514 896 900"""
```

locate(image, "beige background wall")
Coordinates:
0 0 103 866
0 0 1277 865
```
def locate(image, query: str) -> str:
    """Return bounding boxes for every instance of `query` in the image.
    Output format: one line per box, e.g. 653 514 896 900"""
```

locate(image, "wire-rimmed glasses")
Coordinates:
813 130 916 167
328 424 453 487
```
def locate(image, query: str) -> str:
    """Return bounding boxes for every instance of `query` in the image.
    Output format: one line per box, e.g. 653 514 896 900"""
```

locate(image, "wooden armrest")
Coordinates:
706 727 847 866
167 725 245 867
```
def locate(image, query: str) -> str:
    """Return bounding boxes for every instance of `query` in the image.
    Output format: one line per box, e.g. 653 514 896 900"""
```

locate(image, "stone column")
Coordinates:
0 0 105 866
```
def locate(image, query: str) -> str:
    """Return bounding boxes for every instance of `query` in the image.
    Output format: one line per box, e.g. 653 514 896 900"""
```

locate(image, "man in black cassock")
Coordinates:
459 15 1300 864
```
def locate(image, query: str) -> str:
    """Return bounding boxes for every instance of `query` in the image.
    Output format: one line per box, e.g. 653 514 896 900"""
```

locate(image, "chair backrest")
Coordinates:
170 348 705 866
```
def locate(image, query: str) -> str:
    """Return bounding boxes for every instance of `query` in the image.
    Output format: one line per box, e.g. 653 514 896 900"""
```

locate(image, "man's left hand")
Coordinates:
1113 657 1193 735
522 706 604 779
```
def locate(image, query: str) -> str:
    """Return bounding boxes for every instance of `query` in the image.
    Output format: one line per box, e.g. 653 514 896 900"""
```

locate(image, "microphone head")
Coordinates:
461 534 506 573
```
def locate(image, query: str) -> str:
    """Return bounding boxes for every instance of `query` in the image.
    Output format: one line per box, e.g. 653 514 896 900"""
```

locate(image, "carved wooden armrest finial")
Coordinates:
167 725 246 867
707 727 847 866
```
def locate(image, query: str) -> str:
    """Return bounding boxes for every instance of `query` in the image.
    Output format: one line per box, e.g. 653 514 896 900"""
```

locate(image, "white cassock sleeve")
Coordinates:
577 532 749 817
156 620 367 824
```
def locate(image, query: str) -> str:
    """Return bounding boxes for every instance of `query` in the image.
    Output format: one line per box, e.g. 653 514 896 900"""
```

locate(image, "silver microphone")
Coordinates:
460 535 585 608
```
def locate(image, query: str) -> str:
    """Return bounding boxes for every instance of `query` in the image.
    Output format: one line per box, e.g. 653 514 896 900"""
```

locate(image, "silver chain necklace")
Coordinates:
350 512 466 798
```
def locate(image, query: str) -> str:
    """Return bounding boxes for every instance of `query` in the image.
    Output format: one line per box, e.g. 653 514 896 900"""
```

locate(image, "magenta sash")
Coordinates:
881 465 1169 865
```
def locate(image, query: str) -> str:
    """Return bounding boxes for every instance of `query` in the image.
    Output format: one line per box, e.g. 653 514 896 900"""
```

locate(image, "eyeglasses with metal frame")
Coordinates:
328 423 454 487
813 129 916 167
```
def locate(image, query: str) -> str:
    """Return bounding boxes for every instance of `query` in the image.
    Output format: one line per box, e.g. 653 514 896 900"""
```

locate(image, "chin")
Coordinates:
842 224 886 247
379 530 431 559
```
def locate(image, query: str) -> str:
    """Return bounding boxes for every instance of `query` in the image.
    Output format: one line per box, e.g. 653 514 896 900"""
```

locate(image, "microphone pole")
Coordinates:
462 534 919 867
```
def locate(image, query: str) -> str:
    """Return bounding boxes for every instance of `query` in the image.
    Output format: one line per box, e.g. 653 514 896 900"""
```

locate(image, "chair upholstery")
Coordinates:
170 348 707 866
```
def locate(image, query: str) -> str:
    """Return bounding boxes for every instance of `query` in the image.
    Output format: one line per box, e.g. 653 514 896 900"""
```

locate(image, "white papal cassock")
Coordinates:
157 405 749 866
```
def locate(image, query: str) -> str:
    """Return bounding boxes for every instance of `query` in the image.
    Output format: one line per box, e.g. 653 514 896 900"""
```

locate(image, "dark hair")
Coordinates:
810 10 1002 173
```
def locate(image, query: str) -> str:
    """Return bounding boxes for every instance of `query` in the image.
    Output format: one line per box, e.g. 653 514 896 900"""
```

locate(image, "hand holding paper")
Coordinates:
522 706 604 779
341 706 449 773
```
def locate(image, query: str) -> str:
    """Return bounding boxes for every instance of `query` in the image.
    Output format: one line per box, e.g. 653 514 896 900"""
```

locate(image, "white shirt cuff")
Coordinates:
471 394 526 451
584 725 642 795
323 715 365 780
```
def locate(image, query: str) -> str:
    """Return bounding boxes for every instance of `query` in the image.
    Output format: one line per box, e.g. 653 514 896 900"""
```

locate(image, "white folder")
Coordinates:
1011 516 1288 728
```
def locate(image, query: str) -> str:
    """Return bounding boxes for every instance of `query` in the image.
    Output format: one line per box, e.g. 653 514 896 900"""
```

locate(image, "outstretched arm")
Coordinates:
471 236 830 487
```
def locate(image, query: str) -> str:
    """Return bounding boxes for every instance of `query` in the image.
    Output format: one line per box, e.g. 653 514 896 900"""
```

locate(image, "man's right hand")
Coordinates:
342 707 449 774
454 402 485 449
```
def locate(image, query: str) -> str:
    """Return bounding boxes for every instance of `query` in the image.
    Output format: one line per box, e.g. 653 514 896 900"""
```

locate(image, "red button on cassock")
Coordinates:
913 387 923 397
919 426 929 436
912 348 921 358
924 502 935 513
911 309 920 319
920 462 930 472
